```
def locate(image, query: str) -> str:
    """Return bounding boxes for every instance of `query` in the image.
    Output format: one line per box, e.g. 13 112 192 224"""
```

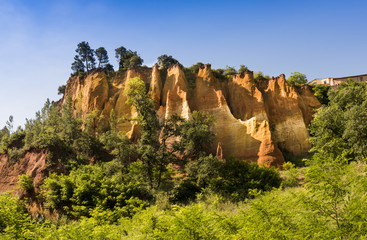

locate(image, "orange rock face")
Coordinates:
0 150 48 193
64 65 321 167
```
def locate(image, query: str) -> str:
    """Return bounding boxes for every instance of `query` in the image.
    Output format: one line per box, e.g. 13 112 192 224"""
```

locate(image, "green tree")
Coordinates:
224 66 237 78
0 126 9 143
71 55 85 74
58 85 66 95
75 41 95 73
0 193 37 238
173 111 215 160
124 77 162 188
123 50 143 69
115 46 127 69
287 72 307 86
311 84 330 105
100 110 134 166
310 80 367 160
104 63 114 73
61 97 82 146
95 47 109 68
208 157 281 201
128 54 143 68
238 64 249 74
157 54 180 70
254 71 270 82
5 115 13 134
42 165 150 219
18 174 34 196
115 47 143 70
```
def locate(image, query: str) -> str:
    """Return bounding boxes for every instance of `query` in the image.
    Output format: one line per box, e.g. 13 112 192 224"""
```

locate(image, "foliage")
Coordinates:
18 174 34 195
42 164 151 219
238 64 249 74
1 129 25 152
253 71 270 82
115 46 143 70
124 77 166 189
95 47 109 68
6 115 14 133
0 193 42 239
6 158 367 240
57 85 66 95
156 54 180 70
280 162 304 188
0 126 9 142
211 66 239 82
100 115 134 166
310 80 367 160
75 41 96 72
208 157 281 201
0 127 9 153
173 111 215 160
7 147 25 163
311 84 330 105
224 66 237 78
287 72 307 87
186 155 222 189
71 55 85 74
104 63 115 73
16 98 103 169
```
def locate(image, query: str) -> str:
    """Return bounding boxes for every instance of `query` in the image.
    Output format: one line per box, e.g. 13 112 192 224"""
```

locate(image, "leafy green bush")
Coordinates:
310 80 367 160
0 193 39 239
42 164 151 219
169 180 201 204
286 72 307 87
7 147 25 163
18 174 34 195
208 157 282 201
253 71 270 82
311 84 330 105
212 66 238 82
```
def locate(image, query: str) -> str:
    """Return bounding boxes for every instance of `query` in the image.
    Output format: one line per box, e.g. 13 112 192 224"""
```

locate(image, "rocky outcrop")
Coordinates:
63 66 321 167
228 71 268 122
0 150 48 193
257 75 316 155
162 65 191 119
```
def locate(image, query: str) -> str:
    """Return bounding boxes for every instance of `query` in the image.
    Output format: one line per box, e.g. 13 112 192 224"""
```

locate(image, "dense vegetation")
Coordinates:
0 73 282 239
286 72 308 87
1 55 367 238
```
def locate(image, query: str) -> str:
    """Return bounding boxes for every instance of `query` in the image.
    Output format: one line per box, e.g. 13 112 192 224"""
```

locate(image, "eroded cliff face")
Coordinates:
63 65 321 167
0 150 48 193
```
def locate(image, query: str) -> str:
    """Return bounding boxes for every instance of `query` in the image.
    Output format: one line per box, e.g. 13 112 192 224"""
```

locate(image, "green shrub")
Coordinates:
208 157 282 201
18 174 34 195
0 193 39 239
169 180 201 204
7 147 25 163
42 164 151 219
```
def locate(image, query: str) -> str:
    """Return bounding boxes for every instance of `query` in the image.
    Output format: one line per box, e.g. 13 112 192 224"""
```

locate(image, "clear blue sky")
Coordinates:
1 0 366 128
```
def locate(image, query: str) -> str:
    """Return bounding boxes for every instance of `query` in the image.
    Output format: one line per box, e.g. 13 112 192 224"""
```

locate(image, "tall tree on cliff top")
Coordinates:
287 72 308 87
71 55 85 74
157 54 180 70
75 41 95 73
115 46 127 70
95 47 109 68
115 46 143 70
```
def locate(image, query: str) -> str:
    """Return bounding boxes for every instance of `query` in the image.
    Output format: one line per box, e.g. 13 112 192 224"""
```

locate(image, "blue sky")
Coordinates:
1 0 367 127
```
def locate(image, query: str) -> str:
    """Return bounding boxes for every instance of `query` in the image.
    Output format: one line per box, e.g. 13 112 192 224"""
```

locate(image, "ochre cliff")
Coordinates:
63 65 321 167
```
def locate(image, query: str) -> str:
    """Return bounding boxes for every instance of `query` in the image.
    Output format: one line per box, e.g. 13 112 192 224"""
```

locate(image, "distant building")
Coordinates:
310 74 367 88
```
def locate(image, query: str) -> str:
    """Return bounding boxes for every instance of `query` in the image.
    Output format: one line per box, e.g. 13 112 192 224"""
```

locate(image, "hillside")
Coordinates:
2 65 367 239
